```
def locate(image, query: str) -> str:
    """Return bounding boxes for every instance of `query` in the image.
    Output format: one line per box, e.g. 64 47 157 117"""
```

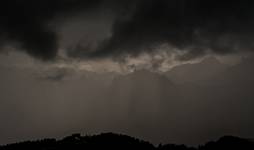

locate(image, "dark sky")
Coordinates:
0 0 254 146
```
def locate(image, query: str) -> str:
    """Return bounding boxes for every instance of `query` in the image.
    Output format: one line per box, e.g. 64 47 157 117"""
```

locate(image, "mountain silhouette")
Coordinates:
1 133 253 150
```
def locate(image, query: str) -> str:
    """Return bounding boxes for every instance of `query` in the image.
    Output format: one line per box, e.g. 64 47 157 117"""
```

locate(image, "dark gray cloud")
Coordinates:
82 0 254 60
0 0 103 60
1 0 254 61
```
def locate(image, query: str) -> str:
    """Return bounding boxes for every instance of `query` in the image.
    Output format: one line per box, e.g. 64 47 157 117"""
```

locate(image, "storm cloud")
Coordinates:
0 0 102 60
86 0 254 60
1 0 254 61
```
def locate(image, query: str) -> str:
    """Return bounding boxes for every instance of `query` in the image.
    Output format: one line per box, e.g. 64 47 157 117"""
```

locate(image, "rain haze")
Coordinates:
1 0 254 146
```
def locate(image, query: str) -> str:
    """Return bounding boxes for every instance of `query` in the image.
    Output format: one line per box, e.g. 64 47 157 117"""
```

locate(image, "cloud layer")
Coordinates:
1 0 254 61
89 0 254 60
0 0 102 60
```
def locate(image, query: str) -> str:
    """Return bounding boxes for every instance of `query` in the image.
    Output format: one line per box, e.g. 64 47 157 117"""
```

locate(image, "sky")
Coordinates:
1 0 254 146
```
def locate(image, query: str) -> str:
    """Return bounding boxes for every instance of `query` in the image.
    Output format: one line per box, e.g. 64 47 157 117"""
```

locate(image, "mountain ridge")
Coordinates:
1 133 253 150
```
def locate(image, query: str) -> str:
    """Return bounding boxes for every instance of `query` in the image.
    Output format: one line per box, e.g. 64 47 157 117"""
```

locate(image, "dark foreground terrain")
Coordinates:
1 133 253 150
